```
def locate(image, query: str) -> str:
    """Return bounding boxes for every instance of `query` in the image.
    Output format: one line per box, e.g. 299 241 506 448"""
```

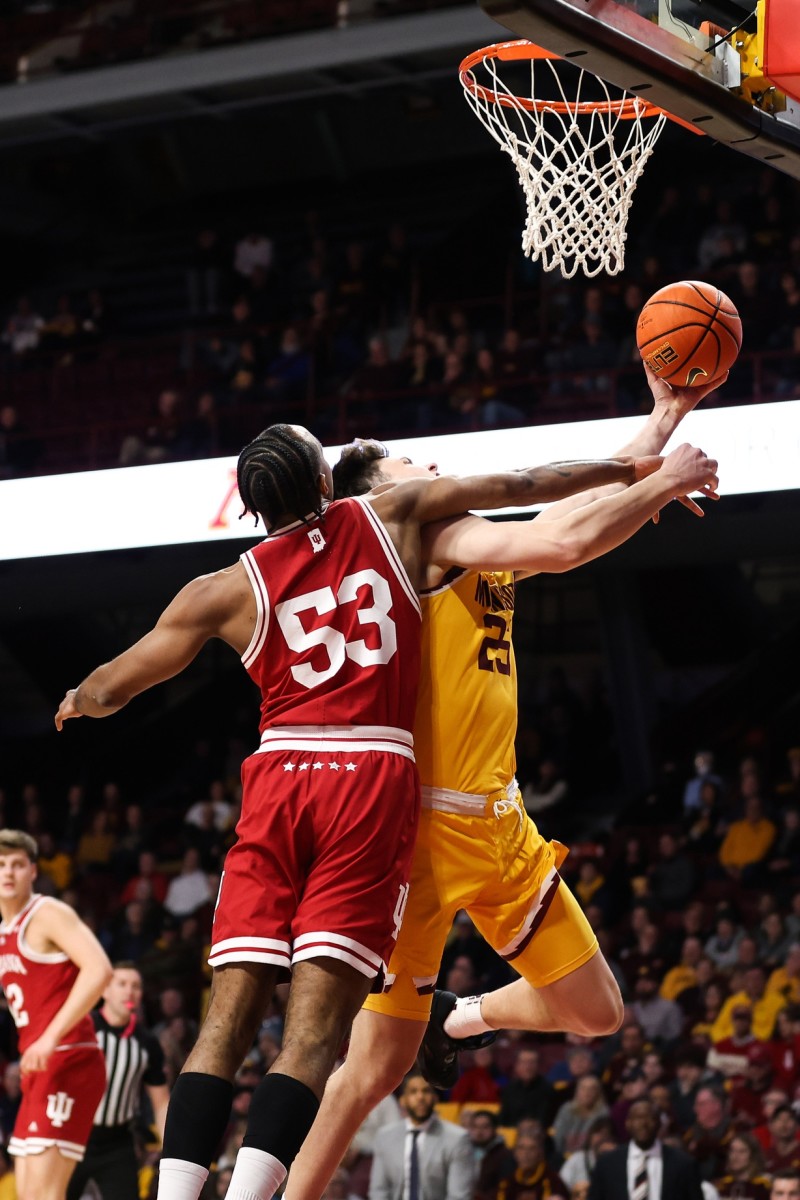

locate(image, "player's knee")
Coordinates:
579 988 624 1036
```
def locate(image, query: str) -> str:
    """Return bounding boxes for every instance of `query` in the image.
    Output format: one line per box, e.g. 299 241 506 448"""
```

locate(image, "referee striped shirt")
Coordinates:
91 1010 166 1128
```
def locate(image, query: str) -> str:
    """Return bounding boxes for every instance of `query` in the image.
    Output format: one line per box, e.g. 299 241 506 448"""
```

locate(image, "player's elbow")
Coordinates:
529 534 586 573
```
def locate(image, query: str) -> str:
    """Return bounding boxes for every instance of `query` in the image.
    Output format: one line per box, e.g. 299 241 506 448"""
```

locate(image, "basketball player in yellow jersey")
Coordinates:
285 366 723 1200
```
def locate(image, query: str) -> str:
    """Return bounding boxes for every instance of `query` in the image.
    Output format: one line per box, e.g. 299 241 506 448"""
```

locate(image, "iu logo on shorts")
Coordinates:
46 1092 75 1128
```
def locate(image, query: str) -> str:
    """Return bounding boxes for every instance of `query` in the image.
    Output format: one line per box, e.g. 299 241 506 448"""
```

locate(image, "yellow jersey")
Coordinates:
413 568 517 798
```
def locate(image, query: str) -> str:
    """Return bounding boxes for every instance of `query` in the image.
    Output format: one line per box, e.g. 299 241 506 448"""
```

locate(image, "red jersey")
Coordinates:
0 894 96 1053
241 497 421 734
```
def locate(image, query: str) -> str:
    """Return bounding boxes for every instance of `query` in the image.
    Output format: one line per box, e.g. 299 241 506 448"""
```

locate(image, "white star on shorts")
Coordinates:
328 762 340 771
283 763 296 773
345 762 357 772
313 762 324 770
299 763 310 771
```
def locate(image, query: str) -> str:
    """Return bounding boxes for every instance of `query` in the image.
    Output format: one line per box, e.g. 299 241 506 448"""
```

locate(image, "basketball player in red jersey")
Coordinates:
54 423 700 1200
0 829 112 1200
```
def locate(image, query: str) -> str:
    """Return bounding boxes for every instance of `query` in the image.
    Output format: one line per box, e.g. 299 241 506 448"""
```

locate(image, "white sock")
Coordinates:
226 1146 288 1200
157 1158 209 1200
443 994 494 1039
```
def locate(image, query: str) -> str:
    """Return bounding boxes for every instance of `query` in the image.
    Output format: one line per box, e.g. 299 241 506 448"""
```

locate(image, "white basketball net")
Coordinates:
460 43 667 278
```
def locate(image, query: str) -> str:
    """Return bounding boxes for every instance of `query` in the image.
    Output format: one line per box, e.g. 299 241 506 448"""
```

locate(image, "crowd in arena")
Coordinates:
1 713 799 1199
2 147 800 477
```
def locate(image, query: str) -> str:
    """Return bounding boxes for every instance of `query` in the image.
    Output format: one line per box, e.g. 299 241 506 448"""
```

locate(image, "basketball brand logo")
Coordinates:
308 530 326 554
46 1092 75 1128
645 341 679 373
392 883 410 940
685 366 708 385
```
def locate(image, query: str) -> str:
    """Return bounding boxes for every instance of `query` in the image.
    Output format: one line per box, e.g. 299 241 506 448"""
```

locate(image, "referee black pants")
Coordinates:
67 1125 140 1200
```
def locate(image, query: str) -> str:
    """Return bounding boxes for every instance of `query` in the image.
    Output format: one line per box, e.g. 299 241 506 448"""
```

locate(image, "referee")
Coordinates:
67 961 170 1200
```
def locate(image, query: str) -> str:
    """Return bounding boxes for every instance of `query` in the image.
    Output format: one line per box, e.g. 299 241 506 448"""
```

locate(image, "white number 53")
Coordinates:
275 569 397 690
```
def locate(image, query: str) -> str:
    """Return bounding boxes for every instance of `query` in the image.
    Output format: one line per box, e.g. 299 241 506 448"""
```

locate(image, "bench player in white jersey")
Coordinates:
0 829 112 1200
284 368 723 1200
54 422 663 1200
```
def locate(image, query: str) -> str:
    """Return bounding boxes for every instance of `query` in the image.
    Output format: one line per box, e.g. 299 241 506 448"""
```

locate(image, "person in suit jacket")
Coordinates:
369 1072 475 1200
588 1098 704 1200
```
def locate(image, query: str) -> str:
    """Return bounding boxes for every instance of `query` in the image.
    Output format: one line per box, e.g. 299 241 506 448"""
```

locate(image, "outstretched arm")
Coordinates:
424 444 719 577
535 365 727 524
377 457 655 528
55 566 248 727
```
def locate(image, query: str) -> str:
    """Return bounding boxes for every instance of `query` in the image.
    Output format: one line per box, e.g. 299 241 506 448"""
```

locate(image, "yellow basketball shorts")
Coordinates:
364 788 598 1022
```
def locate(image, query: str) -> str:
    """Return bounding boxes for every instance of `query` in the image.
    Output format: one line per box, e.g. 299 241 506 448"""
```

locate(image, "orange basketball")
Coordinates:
636 280 742 387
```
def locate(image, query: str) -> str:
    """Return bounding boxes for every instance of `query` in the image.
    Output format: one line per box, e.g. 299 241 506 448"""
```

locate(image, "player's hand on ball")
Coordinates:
645 363 730 417
55 689 82 730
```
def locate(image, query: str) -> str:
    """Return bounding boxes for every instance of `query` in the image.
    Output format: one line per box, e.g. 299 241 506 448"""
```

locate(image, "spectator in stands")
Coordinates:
648 832 696 911
686 780 726 854
772 1172 800 1200
767 808 800 887
559 1116 616 1196
76 808 115 871
696 198 747 271
630 965 685 1046
706 1003 756 1081
469 1109 515 1200
120 849 169 906
768 1005 800 1091
111 802 148 878
163 846 212 918
730 1044 777 1127
107 898 159 962
719 793 777 884
610 1068 649 1140
233 230 274 280
759 913 794 970
683 750 724 813
450 1044 502 1105
187 228 226 318
714 1133 771 1200
0 403 43 478
36 830 73 892
552 1075 609 1159
683 1084 734 1181
118 388 184 467
41 293 80 359
2 294 44 356
712 964 786 1042
263 326 310 405
604 1023 647 1097
705 912 745 970
776 749 800 803
661 937 705 1004
753 1088 792 1150
763 1106 800 1175
174 391 218 460
547 1041 599 1091
498 1047 555 1129
495 1128 568 1200
668 1050 712 1133
522 759 568 819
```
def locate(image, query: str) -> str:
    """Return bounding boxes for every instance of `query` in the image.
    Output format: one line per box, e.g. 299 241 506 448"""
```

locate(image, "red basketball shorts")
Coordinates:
209 727 421 986
10 1043 105 1162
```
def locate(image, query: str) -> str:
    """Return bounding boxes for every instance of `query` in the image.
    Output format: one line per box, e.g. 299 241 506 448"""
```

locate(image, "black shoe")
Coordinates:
417 990 497 1090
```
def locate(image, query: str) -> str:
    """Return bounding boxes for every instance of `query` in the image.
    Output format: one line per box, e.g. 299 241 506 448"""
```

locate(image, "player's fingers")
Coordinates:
677 496 704 517
651 509 661 525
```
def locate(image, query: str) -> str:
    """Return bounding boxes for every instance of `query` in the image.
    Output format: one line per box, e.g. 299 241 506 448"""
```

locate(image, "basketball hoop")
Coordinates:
460 41 668 278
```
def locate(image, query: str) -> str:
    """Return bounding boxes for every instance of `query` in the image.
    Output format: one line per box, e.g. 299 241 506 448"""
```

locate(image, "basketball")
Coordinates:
636 280 743 387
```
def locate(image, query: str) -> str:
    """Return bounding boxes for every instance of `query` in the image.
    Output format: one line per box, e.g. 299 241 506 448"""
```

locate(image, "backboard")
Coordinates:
478 0 800 180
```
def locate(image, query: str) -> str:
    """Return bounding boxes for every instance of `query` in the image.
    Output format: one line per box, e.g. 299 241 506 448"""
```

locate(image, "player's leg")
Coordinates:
225 958 373 1200
440 880 623 1045
158 961 280 1200
64 1152 90 1200
286 1004 426 1200
14 1145 79 1200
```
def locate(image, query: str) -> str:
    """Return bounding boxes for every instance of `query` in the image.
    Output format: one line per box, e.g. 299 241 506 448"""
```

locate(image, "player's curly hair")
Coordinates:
333 438 390 499
237 425 324 529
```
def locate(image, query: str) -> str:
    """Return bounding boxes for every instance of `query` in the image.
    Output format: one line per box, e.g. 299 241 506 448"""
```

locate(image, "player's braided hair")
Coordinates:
333 438 390 499
237 425 324 529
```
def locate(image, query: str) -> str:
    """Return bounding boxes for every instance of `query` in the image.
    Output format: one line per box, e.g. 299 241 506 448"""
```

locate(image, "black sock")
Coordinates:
242 1072 320 1167
162 1072 234 1168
